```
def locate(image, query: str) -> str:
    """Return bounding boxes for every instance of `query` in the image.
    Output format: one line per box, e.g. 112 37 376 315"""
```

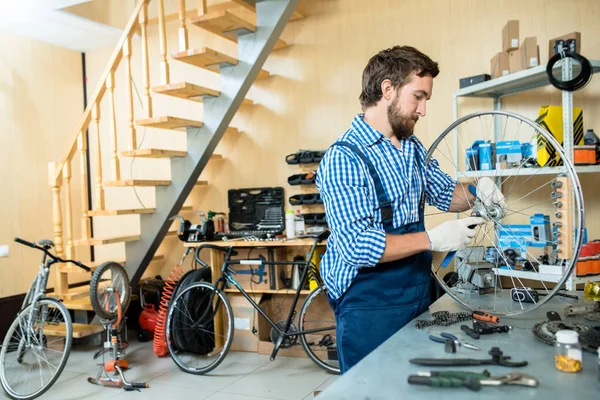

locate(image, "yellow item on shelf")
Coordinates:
308 245 326 292
555 354 582 372
535 106 583 166
584 281 600 301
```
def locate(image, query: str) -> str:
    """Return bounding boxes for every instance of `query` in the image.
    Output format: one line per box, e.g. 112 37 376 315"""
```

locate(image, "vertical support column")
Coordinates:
178 0 189 52
63 161 74 260
139 2 153 117
123 37 137 149
198 0 207 16
77 132 91 239
92 102 105 209
106 71 121 180
209 248 224 348
48 162 68 295
158 0 170 84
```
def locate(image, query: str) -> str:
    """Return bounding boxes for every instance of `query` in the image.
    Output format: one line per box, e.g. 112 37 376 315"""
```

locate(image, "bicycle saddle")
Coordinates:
38 239 55 249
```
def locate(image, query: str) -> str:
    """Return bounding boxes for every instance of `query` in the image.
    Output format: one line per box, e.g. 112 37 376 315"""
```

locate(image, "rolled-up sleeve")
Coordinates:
424 156 456 211
316 147 386 267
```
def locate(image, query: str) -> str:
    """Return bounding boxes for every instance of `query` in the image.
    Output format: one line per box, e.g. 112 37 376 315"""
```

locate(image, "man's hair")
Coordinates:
359 45 439 109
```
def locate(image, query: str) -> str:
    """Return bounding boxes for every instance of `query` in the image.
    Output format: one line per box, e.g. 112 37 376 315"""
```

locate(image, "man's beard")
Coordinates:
387 94 418 140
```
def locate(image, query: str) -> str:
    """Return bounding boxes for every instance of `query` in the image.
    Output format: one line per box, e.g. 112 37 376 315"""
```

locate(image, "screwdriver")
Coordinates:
472 310 499 324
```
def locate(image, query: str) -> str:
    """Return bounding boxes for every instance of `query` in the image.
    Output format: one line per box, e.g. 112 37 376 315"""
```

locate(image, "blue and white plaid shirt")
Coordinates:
316 114 457 300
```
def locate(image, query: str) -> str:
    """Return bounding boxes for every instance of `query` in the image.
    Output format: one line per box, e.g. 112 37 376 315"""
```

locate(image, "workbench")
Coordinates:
318 293 600 399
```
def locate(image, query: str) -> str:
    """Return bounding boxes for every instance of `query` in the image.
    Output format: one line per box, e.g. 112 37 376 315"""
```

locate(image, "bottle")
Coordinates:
597 347 600 385
295 209 305 236
285 210 296 239
555 330 582 373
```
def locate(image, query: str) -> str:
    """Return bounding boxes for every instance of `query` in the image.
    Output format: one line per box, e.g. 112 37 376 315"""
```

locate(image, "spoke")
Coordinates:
505 179 554 208
501 154 560 200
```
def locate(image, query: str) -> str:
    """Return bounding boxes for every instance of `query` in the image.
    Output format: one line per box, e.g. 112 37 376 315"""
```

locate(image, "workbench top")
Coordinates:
318 293 600 399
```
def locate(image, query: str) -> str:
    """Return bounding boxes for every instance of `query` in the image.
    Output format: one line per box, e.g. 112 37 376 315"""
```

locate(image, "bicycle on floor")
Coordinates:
165 230 339 375
0 237 90 400
87 261 149 391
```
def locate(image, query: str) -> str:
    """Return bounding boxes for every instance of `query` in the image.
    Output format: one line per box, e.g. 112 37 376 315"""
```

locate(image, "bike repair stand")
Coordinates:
88 316 149 391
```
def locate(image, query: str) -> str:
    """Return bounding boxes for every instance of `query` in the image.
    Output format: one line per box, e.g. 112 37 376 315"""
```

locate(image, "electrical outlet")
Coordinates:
0 245 9 257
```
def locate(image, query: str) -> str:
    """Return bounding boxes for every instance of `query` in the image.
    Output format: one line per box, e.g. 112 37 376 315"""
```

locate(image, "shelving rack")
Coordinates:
452 59 600 290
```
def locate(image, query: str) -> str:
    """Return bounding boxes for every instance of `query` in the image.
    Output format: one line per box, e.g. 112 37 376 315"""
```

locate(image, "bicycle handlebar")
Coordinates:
14 237 91 272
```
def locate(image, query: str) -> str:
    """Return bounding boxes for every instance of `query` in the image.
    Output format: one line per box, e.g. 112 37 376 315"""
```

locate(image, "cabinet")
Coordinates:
452 59 600 290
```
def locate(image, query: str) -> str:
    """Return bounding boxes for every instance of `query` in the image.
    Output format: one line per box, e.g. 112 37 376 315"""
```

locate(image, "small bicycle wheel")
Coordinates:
89 261 131 320
426 110 584 316
0 298 72 400
166 282 234 375
298 286 339 374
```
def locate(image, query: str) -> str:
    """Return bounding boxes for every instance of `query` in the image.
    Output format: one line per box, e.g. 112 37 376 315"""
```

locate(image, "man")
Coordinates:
316 46 505 373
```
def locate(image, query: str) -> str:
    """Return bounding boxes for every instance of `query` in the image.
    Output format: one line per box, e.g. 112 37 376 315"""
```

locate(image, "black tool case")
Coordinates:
227 187 285 235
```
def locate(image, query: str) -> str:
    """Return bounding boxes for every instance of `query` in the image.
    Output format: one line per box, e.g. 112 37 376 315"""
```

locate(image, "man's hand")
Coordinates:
426 217 484 252
477 177 507 212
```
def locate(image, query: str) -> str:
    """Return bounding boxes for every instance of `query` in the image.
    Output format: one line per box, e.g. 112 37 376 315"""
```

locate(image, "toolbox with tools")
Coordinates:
226 187 285 238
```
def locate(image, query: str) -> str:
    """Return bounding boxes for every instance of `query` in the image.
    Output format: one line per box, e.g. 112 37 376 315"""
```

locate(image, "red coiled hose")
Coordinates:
153 264 185 357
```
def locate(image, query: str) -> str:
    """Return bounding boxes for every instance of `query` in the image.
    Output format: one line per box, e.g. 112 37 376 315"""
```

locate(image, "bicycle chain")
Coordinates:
415 311 473 329
532 320 600 352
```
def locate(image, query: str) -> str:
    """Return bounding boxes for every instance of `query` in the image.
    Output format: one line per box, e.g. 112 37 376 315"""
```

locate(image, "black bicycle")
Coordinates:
165 230 339 374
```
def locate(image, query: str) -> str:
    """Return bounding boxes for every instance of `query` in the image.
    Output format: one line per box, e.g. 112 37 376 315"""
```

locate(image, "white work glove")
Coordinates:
426 217 484 252
477 177 507 212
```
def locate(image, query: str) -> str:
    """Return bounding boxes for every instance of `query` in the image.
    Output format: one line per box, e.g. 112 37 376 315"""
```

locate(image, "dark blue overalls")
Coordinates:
329 141 432 374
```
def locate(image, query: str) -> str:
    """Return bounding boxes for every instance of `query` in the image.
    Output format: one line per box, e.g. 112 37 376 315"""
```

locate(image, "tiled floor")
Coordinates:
1 340 338 400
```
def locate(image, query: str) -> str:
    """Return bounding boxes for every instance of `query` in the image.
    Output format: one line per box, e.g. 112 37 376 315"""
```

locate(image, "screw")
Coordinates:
554 201 563 208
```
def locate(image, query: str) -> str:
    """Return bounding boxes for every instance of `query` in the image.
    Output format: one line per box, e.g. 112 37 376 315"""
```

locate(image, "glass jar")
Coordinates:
555 330 582 373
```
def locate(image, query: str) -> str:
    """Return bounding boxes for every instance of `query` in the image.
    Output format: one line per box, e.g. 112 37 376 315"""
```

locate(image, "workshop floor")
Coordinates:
0 340 338 400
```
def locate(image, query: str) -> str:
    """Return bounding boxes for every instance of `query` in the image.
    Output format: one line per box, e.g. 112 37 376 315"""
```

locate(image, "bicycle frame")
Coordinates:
199 236 335 360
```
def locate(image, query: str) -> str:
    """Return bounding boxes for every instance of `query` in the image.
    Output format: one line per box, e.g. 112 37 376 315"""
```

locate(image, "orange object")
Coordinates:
472 310 500 324
105 359 129 372
153 264 185 357
573 145 597 165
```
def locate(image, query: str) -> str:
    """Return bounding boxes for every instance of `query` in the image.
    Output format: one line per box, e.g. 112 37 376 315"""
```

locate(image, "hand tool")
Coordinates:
472 310 499 324
472 320 511 334
461 324 480 339
428 334 456 353
429 332 480 351
480 372 539 387
410 347 528 367
440 210 481 268
408 370 490 392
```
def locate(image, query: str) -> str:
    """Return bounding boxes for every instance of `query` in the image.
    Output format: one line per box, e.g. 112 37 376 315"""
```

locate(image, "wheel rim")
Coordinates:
426 110 584 316
92 262 130 318
0 300 71 399
299 287 339 373
166 283 233 374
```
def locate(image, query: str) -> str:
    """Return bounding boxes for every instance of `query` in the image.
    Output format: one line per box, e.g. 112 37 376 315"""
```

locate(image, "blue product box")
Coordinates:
521 142 534 159
479 143 495 170
530 214 551 245
496 140 522 165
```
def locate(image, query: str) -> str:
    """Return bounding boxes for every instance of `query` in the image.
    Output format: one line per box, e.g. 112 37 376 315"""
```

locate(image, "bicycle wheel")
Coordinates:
0 298 72 400
166 282 234 375
298 286 339 374
90 261 131 320
426 110 584 316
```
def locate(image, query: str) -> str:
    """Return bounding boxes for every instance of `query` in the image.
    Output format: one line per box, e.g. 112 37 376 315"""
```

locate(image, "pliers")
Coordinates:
428 332 481 351
408 370 538 391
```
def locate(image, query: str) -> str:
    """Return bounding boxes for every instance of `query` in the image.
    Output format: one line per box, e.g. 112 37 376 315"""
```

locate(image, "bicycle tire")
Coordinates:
0 298 72 400
298 286 340 374
166 282 234 375
89 261 131 320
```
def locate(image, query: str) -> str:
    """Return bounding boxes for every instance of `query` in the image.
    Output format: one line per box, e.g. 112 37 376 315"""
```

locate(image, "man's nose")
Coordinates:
417 102 426 117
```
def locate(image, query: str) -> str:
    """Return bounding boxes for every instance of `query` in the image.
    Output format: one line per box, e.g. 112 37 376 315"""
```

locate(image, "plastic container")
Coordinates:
597 347 600 384
295 209 306 236
555 330 582 373
285 210 296 239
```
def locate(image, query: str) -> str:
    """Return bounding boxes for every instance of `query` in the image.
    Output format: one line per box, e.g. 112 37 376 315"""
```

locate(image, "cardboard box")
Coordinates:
229 260 271 291
509 49 524 73
502 20 519 52
490 52 510 78
229 293 270 352
548 31 581 59
521 37 540 68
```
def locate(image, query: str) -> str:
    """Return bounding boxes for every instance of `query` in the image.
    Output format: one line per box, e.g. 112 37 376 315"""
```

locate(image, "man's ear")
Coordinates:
380 79 394 102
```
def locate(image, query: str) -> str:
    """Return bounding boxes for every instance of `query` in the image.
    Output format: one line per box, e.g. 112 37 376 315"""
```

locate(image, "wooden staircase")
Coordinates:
46 0 302 338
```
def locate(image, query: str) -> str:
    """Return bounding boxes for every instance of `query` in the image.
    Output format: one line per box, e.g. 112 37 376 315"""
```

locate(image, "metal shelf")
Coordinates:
493 268 600 285
455 60 600 98
460 165 600 179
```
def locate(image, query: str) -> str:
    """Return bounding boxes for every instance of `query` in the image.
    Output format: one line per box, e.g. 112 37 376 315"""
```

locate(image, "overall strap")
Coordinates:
330 141 394 231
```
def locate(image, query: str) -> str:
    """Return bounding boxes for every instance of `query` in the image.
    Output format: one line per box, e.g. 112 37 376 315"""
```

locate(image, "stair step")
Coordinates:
45 322 104 339
58 285 90 301
152 82 253 105
172 47 270 79
195 180 208 187
190 10 287 50
103 180 171 187
61 297 94 311
74 234 140 246
87 205 192 217
136 116 204 131
228 0 304 21
60 254 166 273
120 149 187 158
